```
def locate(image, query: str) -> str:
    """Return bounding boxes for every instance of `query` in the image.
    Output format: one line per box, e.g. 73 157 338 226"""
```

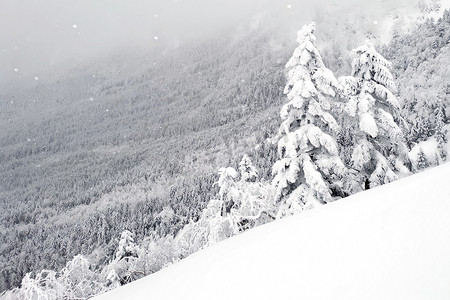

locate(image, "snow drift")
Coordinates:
96 163 450 300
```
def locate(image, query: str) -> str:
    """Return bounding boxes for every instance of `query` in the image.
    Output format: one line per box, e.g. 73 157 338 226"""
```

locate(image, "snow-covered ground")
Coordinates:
96 163 450 300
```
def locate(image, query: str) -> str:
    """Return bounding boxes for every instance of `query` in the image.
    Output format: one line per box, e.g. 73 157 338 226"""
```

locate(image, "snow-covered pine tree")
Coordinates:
104 270 121 290
339 45 409 189
216 164 273 232
110 231 145 285
216 167 239 216
434 98 447 160
239 154 258 182
416 147 429 170
272 23 347 217
115 230 138 261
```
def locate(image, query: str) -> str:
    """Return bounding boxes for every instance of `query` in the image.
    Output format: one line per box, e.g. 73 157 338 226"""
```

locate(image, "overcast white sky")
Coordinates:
0 0 446 88
0 0 275 86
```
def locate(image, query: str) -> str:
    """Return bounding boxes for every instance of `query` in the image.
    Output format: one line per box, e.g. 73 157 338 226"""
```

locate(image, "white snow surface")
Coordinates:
96 163 450 300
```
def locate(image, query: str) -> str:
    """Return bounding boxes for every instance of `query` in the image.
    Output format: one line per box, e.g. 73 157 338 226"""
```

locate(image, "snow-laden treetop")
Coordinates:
351 45 396 92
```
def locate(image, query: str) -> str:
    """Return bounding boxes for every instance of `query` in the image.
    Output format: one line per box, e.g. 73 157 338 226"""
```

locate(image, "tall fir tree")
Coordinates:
339 45 409 189
434 98 447 160
115 230 138 261
239 154 258 182
416 147 429 170
272 23 347 217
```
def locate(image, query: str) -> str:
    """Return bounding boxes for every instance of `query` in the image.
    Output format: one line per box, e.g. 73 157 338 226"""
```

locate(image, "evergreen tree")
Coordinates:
217 165 274 232
111 231 144 285
104 270 121 290
239 154 258 182
216 167 239 216
340 45 409 189
435 98 447 160
416 147 430 170
115 230 138 261
272 23 347 217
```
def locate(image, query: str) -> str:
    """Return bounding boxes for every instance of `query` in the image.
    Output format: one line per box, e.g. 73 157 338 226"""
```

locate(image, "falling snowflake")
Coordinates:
286 4 292 9
154 14 158 18
72 24 78 29
90 97 94 101
154 36 159 40
13 68 18 72
373 21 379 25
34 77 39 81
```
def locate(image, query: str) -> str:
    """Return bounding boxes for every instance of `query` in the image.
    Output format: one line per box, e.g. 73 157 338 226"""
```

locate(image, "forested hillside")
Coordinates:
382 10 450 148
0 29 287 291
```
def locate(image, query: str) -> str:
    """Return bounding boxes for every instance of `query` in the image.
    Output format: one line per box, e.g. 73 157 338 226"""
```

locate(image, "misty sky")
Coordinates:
0 0 443 88
0 0 275 86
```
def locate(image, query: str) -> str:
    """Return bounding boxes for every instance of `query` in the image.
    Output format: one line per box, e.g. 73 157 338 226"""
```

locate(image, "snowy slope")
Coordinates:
96 163 450 300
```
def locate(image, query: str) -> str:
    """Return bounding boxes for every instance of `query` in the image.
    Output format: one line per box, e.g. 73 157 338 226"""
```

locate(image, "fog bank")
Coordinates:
0 0 445 88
